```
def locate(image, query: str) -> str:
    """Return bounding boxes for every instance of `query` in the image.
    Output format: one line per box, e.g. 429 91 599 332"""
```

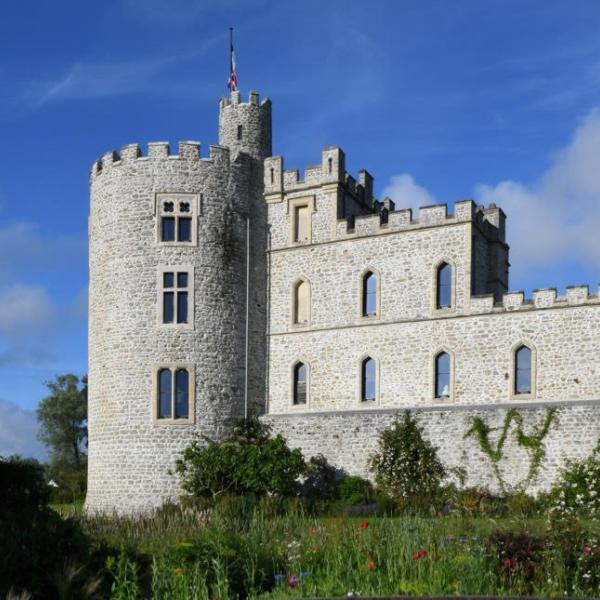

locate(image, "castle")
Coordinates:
86 91 600 514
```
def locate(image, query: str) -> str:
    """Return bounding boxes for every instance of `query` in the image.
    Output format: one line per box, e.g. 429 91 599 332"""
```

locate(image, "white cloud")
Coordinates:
381 174 436 210
0 285 58 367
381 108 600 286
0 398 46 460
0 222 86 278
0 285 55 332
476 108 600 279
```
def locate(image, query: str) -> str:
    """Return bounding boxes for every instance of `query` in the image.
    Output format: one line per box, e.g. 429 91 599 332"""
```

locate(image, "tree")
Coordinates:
36 374 88 500
370 411 446 509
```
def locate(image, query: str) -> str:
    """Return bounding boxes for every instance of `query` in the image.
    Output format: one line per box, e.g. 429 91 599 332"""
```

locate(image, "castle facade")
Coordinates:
87 92 600 514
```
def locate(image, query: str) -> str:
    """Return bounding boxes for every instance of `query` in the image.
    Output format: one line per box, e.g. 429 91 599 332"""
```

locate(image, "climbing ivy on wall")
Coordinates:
464 408 558 493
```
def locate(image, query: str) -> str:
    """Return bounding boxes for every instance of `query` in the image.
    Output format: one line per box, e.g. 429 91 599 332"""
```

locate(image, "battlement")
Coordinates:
469 284 600 315
219 90 271 109
337 200 505 239
265 148 506 244
91 141 231 178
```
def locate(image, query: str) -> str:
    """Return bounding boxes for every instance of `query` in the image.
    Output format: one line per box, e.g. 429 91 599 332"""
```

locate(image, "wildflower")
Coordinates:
174 567 183 576
584 546 593 554
367 560 376 570
299 571 309 578
502 558 517 569
466 500 477 510
360 519 369 529
459 534 468 542
288 575 298 589
412 548 427 560
274 573 285 582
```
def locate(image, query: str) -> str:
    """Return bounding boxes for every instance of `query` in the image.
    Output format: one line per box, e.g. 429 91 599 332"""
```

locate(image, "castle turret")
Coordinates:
219 90 272 160
86 92 272 514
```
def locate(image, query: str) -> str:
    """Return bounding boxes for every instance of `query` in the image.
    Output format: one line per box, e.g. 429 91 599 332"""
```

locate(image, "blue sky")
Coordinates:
1 0 600 458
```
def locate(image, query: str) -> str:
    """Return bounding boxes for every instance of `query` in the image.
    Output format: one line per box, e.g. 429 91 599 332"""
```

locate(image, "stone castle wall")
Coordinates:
263 400 600 493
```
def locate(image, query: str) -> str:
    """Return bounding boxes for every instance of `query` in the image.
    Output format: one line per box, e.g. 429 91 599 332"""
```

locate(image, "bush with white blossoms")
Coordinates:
370 411 445 508
551 439 600 518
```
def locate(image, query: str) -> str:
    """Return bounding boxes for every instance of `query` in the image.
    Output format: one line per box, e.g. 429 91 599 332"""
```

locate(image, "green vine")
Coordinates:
464 408 558 493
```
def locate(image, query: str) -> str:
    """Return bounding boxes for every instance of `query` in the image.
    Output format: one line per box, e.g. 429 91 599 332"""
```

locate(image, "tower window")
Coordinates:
435 352 451 398
155 366 194 423
436 262 452 309
293 362 308 405
514 345 532 395
237 125 243 140
361 271 378 317
293 279 310 325
293 205 310 242
328 157 333 174
157 194 197 245
159 267 193 327
361 357 376 402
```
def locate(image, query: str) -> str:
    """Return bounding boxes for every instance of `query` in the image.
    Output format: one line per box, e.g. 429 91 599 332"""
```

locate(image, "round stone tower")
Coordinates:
86 91 271 514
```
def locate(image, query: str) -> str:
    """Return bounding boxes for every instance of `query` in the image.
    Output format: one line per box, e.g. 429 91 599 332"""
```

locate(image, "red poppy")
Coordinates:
367 560 376 570
360 519 369 529
584 546 593 554
502 558 517 569
412 548 427 560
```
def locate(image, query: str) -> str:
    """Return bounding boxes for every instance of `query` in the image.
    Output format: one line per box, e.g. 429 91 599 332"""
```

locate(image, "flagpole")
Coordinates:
229 27 233 93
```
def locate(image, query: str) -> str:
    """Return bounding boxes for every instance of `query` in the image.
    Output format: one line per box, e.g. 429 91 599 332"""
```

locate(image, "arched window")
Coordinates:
435 352 451 398
436 262 452 309
293 279 310 325
293 362 307 405
362 271 377 317
175 369 189 418
158 368 172 418
156 367 192 421
514 345 532 395
361 357 376 401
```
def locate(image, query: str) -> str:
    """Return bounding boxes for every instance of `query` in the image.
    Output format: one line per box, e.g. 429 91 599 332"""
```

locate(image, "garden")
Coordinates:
2 411 600 599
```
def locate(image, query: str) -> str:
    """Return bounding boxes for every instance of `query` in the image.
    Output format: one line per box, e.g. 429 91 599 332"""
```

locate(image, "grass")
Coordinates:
65 498 600 599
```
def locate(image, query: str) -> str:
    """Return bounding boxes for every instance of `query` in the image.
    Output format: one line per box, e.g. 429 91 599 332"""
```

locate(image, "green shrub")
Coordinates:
550 439 600 518
370 412 445 509
175 419 306 501
335 475 374 505
0 455 90 599
301 454 338 502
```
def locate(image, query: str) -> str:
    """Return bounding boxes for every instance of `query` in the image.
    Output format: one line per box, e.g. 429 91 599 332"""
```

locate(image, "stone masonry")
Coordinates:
87 90 600 514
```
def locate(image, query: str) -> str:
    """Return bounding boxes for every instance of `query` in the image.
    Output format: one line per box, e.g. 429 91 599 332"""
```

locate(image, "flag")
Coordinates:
227 28 239 92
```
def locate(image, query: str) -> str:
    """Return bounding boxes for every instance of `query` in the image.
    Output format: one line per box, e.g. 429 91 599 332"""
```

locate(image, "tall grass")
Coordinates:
70 498 600 599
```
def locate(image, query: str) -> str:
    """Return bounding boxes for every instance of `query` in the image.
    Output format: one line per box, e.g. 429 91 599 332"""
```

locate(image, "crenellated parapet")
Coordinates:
90 141 234 179
265 147 506 248
469 284 600 315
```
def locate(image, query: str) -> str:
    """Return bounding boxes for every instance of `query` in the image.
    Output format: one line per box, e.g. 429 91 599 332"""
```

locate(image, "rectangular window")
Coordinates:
178 218 192 242
294 205 310 242
160 268 192 326
157 194 197 245
161 217 175 242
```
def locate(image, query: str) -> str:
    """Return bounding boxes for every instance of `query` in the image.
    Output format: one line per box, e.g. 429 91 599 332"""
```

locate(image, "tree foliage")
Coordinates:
370 411 445 507
0 455 89 598
175 418 306 500
36 373 88 500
